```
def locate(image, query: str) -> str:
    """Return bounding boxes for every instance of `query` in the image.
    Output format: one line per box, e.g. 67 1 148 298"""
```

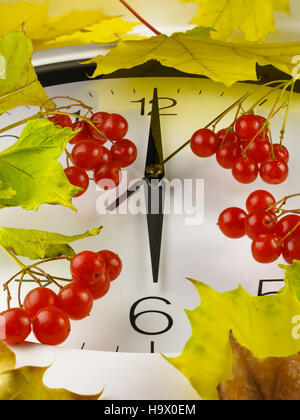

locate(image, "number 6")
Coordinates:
129 297 174 336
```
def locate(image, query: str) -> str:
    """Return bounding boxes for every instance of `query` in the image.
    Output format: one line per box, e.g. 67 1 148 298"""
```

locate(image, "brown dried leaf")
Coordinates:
218 334 300 401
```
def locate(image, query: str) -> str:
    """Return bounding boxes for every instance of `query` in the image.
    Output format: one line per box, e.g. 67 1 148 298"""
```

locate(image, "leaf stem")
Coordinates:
0 244 26 270
0 113 42 135
118 0 162 35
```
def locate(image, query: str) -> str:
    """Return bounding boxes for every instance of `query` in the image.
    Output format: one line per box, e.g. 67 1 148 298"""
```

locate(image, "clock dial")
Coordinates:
1 66 300 353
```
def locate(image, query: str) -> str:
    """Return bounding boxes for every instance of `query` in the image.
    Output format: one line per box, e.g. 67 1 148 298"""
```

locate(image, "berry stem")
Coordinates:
281 221 300 243
3 283 12 310
0 112 43 135
269 193 300 211
43 110 110 143
164 79 291 165
31 272 72 283
268 121 276 160
18 271 25 308
245 82 286 114
280 80 295 146
34 266 63 290
0 105 110 145
164 94 248 164
41 96 92 112
118 0 162 35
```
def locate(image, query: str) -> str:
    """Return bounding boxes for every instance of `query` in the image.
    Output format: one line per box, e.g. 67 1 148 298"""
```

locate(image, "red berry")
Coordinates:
33 307 70 346
218 207 247 239
0 308 31 345
88 274 111 300
260 159 289 185
246 190 276 213
217 129 240 145
235 115 266 141
70 121 90 145
88 112 109 144
241 133 269 147
275 215 300 238
251 234 282 264
100 147 112 165
111 140 138 168
94 163 122 190
98 250 122 281
71 140 103 171
190 129 221 158
245 210 276 240
216 143 242 169
283 236 300 264
273 144 289 163
24 288 58 320
57 283 93 321
64 166 89 198
232 157 259 184
49 115 72 128
71 251 106 289
244 138 271 163
101 114 128 141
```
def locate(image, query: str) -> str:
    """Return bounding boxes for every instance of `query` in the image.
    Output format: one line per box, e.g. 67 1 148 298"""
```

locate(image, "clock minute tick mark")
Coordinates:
81 343 86 350
260 99 268 106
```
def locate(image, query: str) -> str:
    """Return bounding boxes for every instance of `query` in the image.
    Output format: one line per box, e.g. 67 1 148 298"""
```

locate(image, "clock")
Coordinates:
1 60 300 354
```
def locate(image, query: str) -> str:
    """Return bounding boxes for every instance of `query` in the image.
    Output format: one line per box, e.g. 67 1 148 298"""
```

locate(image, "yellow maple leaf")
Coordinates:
166 275 300 400
0 32 55 114
180 0 291 42
0 0 49 38
0 341 102 400
86 28 300 87
35 18 139 51
0 1 136 49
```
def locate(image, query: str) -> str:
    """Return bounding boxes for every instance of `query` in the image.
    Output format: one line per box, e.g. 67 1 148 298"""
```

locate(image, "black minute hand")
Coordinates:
145 88 165 284
106 89 165 284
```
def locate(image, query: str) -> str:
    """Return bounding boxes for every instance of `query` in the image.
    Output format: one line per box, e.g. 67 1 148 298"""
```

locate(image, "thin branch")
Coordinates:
118 0 162 35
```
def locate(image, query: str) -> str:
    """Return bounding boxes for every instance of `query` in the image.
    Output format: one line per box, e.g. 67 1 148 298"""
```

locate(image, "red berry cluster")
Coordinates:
0 250 122 346
49 112 138 195
218 190 300 264
190 114 289 185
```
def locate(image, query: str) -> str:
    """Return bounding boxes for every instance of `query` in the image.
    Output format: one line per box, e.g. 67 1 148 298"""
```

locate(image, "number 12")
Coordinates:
132 97 178 116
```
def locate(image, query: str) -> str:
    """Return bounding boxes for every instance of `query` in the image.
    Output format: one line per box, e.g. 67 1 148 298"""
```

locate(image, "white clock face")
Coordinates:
0 73 299 353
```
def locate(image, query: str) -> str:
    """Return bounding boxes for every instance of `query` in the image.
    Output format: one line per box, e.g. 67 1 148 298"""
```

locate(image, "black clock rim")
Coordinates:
36 59 300 92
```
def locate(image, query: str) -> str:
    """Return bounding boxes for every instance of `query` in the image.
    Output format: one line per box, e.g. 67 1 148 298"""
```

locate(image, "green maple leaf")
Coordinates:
0 341 101 400
0 119 81 211
0 32 55 114
280 261 300 301
0 226 102 260
166 275 300 400
180 0 290 42
0 181 15 200
86 28 300 87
